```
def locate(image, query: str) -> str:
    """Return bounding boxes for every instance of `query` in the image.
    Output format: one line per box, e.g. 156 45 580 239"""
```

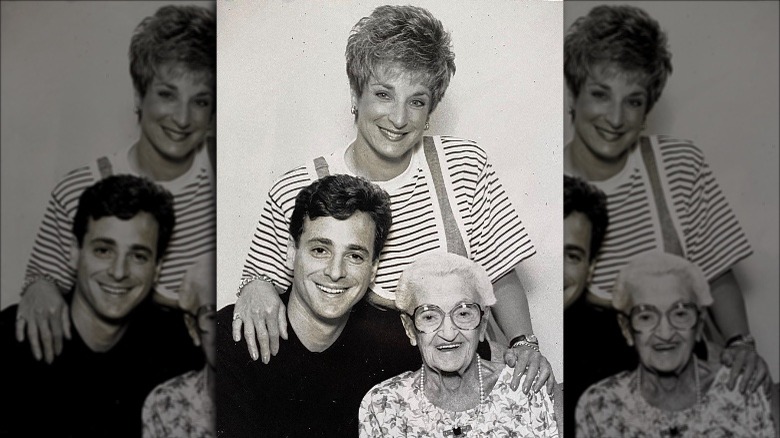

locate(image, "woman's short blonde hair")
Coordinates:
345 5 456 114
129 5 216 99
395 252 496 314
612 252 713 313
564 4 672 116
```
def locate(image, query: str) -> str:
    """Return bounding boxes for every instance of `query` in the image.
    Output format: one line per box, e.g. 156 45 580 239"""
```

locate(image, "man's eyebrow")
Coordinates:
307 237 333 246
130 244 154 254
346 243 370 254
564 243 587 254
90 237 116 246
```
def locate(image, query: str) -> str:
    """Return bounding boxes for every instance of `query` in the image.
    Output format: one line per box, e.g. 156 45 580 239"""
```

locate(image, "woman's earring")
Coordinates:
425 121 429 131
350 106 357 115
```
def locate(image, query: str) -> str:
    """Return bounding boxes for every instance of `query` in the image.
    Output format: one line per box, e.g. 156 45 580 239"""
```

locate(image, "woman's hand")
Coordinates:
503 344 555 394
15 279 71 364
721 343 771 395
231 279 288 363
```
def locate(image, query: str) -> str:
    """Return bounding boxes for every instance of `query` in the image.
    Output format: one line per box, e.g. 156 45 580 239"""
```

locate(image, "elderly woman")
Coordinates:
563 4 769 394
15 4 216 363
575 252 777 437
143 253 216 437
359 252 558 437
232 4 553 393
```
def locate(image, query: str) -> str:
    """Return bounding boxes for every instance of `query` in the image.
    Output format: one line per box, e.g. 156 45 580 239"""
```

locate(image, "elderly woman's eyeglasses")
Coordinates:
623 302 700 333
411 303 484 334
188 304 216 334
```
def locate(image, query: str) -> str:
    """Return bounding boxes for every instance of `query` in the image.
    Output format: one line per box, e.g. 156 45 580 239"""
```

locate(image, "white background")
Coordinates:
217 0 564 378
564 1 779 382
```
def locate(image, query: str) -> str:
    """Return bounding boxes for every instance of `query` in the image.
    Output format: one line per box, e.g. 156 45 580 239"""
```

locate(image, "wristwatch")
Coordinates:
509 334 538 348
725 333 756 348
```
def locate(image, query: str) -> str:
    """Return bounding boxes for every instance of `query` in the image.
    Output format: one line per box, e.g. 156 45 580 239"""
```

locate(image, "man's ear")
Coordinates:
183 314 202 347
69 237 80 271
370 259 379 284
153 262 163 284
400 313 418 347
586 261 596 285
285 237 296 271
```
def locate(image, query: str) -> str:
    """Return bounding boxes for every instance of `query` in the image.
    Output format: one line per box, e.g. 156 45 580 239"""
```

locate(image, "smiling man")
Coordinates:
1 175 201 437
216 174 411 438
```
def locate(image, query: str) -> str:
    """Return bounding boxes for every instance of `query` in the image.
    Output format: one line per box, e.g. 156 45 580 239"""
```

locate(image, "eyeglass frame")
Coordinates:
407 302 485 334
619 301 702 334
186 304 216 334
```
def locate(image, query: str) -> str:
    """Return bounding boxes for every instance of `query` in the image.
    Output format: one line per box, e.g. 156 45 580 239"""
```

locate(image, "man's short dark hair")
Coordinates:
564 175 609 262
73 175 175 262
289 175 392 261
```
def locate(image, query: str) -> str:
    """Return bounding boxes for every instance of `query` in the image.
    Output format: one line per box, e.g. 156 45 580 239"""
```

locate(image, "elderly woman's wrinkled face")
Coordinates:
135 62 214 165
620 274 702 375
352 64 432 168
570 63 648 163
401 275 487 375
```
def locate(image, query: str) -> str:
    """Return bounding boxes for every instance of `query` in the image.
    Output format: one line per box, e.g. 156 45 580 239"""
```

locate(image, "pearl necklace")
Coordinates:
420 355 484 437
638 356 701 437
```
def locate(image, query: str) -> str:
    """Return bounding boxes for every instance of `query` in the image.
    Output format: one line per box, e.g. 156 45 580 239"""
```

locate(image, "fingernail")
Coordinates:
250 351 258 361
234 335 239 342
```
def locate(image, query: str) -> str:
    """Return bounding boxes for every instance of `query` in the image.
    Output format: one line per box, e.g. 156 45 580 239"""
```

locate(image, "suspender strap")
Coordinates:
97 156 113 179
313 156 329 179
640 137 684 257
423 137 467 257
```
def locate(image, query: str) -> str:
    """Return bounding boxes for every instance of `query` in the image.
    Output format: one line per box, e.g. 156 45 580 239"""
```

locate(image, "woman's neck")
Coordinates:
286 290 348 352
130 139 195 182
347 141 414 182
70 292 129 352
422 356 482 412
564 140 629 182
639 356 700 412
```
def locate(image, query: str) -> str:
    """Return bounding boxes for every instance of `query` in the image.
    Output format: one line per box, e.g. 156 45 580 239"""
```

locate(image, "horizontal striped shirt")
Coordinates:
24 144 216 300
242 135 535 300
582 135 752 299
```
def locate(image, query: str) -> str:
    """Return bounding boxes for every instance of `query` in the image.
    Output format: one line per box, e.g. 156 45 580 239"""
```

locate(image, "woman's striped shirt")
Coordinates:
583 135 752 299
23 144 216 300
242 135 535 300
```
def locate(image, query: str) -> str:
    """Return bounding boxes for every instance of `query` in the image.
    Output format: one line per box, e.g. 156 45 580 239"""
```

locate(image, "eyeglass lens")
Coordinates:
629 302 699 332
413 303 482 333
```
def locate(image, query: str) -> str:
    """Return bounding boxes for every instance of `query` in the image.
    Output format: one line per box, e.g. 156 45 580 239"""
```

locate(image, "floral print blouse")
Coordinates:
359 364 558 437
575 365 775 437
142 366 215 438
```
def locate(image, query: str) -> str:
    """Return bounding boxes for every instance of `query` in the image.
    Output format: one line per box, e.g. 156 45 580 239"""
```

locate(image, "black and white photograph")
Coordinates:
562 2 779 436
1 2 216 436
215 1 562 436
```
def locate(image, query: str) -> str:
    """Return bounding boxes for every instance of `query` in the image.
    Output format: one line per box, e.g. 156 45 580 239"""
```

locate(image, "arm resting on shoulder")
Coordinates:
492 269 554 394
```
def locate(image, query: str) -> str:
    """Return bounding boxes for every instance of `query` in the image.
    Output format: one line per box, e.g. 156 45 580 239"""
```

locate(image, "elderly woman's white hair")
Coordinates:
612 251 713 313
395 252 496 313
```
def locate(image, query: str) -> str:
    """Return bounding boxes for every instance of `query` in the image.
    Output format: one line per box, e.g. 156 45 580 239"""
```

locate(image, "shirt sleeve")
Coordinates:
23 167 96 293
358 389 387 438
141 388 166 438
468 150 536 282
661 139 753 281
240 169 312 291
574 386 600 438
